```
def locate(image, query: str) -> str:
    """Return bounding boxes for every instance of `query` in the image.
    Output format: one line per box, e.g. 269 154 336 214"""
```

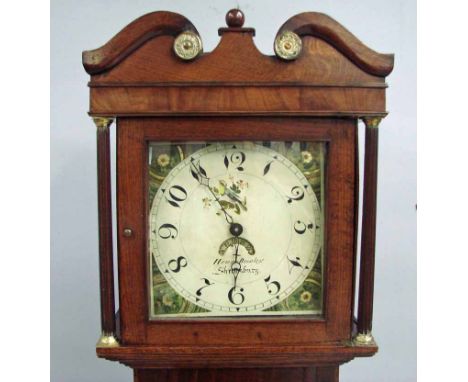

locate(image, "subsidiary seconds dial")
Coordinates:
149 142 322 315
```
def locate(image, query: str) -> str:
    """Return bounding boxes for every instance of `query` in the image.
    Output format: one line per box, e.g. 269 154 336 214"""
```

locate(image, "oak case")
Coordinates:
83 8 394 382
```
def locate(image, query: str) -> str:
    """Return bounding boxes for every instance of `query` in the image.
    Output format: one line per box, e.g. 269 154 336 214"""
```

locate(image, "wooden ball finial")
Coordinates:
226 9 245 27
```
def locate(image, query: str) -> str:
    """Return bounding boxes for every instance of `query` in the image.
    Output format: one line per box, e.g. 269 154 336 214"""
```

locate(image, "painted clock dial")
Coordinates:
149 142 322 316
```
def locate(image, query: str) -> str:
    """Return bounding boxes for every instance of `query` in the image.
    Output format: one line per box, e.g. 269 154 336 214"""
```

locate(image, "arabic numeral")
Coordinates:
264 275 281 295
157 223 178 239
287 256 309 274
196 278 214 298
294 220 314 234
287 186 305 203
228 286 245 305
224 151 246 171
164 185 187 208
168 256 187 273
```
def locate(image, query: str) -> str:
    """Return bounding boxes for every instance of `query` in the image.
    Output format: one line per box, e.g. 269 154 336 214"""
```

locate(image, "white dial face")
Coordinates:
149 142 322 316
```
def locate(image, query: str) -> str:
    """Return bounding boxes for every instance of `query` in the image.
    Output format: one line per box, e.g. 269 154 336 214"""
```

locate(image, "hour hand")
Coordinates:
190 158 240 227
231 260 241 287
230 238 242 287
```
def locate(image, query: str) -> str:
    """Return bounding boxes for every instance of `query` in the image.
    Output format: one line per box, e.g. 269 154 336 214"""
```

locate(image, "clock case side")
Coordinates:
83 10 393 369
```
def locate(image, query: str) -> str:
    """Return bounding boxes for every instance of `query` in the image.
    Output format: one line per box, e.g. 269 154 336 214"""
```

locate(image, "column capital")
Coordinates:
92 116 114 132
361 116 383 129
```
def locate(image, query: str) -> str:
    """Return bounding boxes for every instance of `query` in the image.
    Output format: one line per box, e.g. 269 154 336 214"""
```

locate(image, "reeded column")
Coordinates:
93 117 119 348
355 116 382 345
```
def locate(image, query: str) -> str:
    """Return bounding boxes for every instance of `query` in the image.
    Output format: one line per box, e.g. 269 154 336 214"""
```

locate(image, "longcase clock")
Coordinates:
83 9 394 382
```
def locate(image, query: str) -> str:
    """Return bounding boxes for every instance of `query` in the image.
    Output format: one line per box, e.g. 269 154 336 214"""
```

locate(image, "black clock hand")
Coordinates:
207 185 234 225
190 159 237 226
231 237 242 288
224 187 247 211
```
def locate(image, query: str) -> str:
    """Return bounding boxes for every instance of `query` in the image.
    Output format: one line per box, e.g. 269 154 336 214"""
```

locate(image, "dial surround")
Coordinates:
149 142 322 316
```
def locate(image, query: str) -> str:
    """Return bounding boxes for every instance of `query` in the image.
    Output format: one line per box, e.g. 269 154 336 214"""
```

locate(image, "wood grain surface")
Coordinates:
133 367 338 382
83 8 393 380
96 125 116 334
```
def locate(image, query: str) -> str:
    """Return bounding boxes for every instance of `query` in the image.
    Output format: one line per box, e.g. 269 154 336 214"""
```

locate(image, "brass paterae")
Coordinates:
174 31 203 60
274 30 302 60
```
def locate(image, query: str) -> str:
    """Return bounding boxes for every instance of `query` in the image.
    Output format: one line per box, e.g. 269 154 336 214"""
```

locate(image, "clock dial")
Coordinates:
149 142 324 317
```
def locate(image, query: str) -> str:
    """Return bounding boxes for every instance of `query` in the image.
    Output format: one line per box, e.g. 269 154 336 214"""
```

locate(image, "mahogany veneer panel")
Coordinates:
89 86 385 116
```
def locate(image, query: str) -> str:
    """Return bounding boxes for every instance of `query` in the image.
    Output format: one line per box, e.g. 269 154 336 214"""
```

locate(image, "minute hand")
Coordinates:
224 186 247 211
190 159 234 225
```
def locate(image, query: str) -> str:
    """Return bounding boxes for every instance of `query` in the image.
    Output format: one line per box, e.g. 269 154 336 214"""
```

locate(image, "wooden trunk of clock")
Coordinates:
83 9 393 382
134 367 338 382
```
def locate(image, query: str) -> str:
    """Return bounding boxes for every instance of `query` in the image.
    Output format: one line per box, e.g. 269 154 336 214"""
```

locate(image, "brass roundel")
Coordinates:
274 30 302 61
173 31 203 61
